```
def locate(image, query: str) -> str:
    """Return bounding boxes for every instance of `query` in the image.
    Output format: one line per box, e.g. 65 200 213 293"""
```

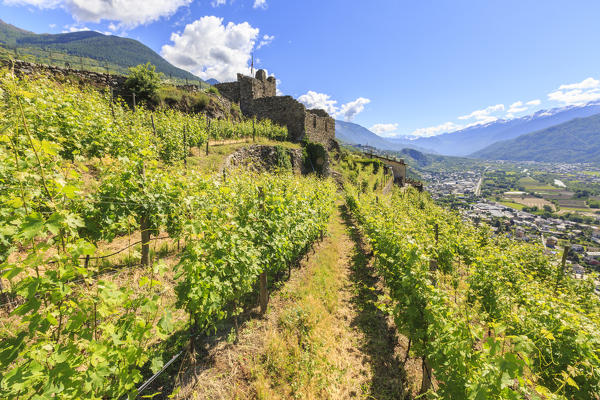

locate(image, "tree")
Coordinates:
124 62 163 105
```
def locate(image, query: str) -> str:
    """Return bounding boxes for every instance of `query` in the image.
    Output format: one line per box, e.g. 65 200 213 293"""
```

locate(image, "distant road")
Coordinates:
475 168 487 196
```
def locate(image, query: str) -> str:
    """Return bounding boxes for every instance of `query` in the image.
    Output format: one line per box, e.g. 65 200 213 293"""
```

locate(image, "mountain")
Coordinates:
0 19 201 82
336 120 397 148
394 103 600 156
335 120 434 153
205 78 220 85
471 113 600 163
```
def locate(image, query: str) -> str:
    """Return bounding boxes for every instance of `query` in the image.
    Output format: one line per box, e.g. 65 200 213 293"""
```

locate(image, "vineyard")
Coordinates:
0 68 335 398
1 65 600 400
345 181 600 399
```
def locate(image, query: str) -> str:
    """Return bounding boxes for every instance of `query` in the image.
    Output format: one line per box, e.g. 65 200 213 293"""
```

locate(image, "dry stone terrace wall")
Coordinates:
222 145 306 174
2 59 127 95
2 59 207 100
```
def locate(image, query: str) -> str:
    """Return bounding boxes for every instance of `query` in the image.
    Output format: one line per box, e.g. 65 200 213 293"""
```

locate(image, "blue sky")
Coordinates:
2 0 600 137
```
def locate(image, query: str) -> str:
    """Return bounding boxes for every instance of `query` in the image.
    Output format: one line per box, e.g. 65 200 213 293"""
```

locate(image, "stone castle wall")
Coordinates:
215 69 336 148
246 96 306 141
305 110 335 145
215 81 240 104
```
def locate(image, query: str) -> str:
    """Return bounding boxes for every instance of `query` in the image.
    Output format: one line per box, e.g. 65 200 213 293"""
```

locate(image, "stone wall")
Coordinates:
214 81 240 103
221 145 306 174
246 96 307 141
304 110 335 147
222 144 332 177
2 59 127 96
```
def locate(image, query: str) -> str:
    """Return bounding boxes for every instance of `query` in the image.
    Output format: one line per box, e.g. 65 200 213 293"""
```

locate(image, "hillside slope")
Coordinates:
471 113 600 162
0 19 201 81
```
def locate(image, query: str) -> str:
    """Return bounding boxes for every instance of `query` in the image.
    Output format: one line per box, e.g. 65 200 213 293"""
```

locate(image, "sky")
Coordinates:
2 0 600 138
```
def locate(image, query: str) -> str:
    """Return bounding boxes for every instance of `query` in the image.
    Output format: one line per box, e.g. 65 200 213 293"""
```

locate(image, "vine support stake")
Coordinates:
420 356 433 395
434 223 439 246
132 92 136 112
183 125 188 169
151 114 156 136
556 245 570 292
259 272 268 314
429 259 438 287
206 117 211 156
138 163 150 266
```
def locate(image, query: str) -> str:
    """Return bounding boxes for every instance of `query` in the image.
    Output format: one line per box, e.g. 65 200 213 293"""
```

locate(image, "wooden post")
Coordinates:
183 126 187 168
139 163 150 266
434 224 439 246
132 93 136 112
259 271 268 314
151 114 157 136
420 357 433 395
429 259 438 287
109 87 115 119
258 186 268 313
206 117 211 156
253 118 256 142
556 245 570 291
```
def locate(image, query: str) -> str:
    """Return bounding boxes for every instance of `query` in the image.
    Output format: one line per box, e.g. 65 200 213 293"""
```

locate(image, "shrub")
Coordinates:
274 145 292 171
302 140 328 176
125 62 163 105
208 86 220 95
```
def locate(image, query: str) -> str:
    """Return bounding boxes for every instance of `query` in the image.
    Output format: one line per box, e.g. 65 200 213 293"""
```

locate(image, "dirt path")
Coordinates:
179 204 408 399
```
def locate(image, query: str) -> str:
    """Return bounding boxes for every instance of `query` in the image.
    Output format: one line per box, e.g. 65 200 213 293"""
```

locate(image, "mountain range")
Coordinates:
335 120 434 153
400 102 600 156
471 113 600 163
0 19 201 82
338 102 600 163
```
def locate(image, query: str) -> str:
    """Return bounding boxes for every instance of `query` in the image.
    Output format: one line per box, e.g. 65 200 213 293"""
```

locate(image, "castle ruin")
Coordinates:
215 70 336 149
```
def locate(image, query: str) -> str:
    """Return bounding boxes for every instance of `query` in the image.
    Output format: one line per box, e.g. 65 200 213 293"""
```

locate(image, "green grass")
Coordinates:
499 200 525 210
518 176 560 192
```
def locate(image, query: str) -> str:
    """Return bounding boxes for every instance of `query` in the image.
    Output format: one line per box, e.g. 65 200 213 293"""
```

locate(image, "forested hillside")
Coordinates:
0 19 201 81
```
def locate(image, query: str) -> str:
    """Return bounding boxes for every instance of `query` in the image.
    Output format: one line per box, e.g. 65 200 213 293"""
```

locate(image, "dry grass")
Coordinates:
504 196 555 210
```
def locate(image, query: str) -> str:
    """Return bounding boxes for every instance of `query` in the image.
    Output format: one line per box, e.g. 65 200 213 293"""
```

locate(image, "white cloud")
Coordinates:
62 24 90 33
257 34 274 49
507 101 527 114
3 0 61 7
253 0 267 9
458 104 504 122
526 99 541 106
4 0 191 28
297 91 370 121
297 91 338 115
211 0 227 6
339 97 370 121
49 23 56 28
410 121 463 138
548 77 600 105
161 16 260 82
370 123 398 136
558 77 599 90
